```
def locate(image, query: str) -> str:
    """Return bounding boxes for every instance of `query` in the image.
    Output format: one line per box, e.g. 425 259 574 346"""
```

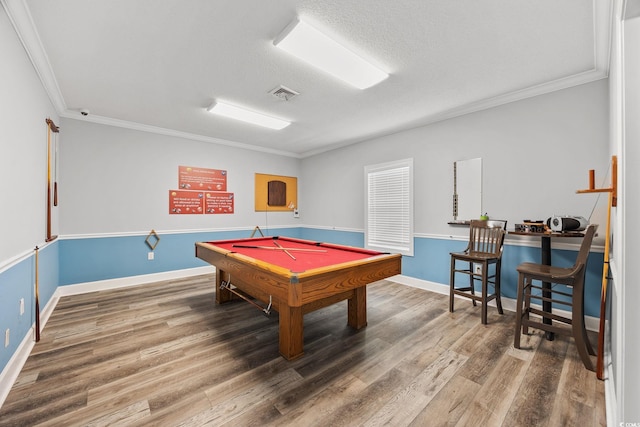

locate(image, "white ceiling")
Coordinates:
5 0 611 158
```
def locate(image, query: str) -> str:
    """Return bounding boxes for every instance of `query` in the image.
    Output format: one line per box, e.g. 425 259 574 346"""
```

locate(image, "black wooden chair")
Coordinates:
449 219 507 324
513 224 598 371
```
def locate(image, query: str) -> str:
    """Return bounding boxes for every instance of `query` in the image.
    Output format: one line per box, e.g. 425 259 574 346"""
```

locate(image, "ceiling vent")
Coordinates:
269 85 300 101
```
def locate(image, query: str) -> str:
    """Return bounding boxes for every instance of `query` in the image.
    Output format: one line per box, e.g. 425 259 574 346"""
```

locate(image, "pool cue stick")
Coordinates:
220 281 271 315
45 119 59 241
46 122 52 241
274 240 295 260
596 189 613 380
53 129 58 206
232 245 326 252
34 246 40 342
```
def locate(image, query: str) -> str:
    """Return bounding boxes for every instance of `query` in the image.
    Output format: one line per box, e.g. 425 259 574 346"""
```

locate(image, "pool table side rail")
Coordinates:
195 240 399 279
195 242 293 304
199 236 385 256
195 241 294 277
195 242 402 308
291 254 402 304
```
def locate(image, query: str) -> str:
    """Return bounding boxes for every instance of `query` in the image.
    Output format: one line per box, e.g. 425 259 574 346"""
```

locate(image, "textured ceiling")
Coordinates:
5 0 610 157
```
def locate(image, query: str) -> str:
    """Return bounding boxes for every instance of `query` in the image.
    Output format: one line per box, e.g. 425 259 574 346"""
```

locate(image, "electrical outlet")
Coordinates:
5 329 9 348
148 252 154 260
19 298 24 315
474 264 482 275
293 209 299 218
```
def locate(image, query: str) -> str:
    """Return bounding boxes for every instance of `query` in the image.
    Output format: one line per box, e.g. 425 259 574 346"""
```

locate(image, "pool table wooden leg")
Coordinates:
348 286 367 329
279 305 304 360
215 270 234 304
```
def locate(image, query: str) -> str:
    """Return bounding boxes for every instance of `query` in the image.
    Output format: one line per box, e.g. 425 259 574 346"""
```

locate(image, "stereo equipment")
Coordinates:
515 221 546 233
547 216 588 232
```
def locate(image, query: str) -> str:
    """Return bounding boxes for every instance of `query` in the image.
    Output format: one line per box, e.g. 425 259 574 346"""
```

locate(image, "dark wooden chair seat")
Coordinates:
516 262 582 279
513 224 598 371
449 219 507 324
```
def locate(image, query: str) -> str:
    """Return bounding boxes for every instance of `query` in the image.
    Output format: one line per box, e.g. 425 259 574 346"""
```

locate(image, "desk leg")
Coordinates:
279 305 304 360
541 237 554 341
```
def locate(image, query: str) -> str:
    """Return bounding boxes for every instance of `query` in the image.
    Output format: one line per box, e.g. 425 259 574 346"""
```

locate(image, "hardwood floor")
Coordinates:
0 274 605 426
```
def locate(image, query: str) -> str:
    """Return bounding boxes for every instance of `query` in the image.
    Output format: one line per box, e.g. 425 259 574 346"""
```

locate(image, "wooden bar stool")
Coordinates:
449 220 507 324
513 224 598 371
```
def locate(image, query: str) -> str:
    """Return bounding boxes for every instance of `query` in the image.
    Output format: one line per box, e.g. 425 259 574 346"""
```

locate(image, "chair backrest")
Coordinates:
572 224 598 270
467 220 507 256
485 219 508 230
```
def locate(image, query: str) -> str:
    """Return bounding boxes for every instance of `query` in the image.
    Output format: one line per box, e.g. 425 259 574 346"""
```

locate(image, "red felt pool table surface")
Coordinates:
195 236 402 360
208 236 382 272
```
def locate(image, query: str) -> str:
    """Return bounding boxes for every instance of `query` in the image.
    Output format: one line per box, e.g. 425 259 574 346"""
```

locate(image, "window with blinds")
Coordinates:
364 158 413 256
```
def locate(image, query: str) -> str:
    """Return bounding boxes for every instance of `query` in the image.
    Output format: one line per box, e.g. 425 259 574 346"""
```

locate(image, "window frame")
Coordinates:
364 158 414 256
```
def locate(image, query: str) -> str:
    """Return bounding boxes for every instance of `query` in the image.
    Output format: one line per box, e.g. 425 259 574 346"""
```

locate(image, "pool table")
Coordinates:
195 236 402 360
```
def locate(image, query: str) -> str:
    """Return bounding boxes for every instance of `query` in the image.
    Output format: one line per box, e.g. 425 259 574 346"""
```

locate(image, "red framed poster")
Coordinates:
169 190 204 214
204 192 234 214
169 190 234 214
179 166 227 191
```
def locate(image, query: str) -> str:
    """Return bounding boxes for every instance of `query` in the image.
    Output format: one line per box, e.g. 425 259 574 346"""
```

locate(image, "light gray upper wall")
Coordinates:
300 79 610 240
1 4 59 263
59 119 300 235
44 79 610 242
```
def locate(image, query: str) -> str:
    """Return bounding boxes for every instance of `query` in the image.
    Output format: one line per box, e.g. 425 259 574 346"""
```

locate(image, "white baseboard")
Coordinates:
391 274 600 332
56 266 215 296
0 327 35 410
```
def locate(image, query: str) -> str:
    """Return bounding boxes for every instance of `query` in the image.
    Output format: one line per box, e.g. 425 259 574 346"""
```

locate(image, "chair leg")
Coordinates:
522 277 532 336
449 257 455 313
481 265 488 324
494 260 504 315
573 281 595 371
469 262 477 307
582 319 596 356
580 285 596 356
514 272 525 349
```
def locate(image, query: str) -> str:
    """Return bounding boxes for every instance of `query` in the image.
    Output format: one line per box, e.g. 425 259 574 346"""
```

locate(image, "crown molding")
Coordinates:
61 112 302 159
2 0 66 112
299 68 609 158
5 0 612 160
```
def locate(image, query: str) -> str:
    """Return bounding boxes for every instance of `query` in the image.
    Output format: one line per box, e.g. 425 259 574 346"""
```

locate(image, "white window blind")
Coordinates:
365 159 413 256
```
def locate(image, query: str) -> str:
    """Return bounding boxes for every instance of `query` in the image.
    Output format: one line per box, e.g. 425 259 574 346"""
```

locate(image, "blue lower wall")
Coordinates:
57 228 604 317
0 243 58 371
1 227 604 376
298 228 364 247
58 228 302 285
405 236 603 317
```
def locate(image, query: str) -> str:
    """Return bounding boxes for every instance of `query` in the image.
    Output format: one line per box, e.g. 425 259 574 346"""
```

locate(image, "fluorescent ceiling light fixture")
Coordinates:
207 101 290 130
274 19 388 89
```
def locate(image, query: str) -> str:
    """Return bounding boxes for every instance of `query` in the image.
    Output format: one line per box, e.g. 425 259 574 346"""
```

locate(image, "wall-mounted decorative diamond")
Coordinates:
145 229 160 250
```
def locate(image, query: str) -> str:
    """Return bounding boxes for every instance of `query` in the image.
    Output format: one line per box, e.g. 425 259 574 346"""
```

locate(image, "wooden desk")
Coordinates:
509 230 585 340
